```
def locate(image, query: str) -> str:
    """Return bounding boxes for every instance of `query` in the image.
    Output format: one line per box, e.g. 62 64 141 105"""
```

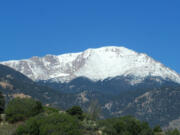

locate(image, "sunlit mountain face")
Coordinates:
1 46 180 128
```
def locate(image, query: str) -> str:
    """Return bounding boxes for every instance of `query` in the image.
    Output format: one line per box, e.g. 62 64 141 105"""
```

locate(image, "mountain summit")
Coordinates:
1 46 180 84
2 46 180 127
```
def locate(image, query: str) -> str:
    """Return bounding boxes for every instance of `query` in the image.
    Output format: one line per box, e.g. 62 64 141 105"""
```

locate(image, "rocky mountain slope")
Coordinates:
1 46 180 85
0 64 77 108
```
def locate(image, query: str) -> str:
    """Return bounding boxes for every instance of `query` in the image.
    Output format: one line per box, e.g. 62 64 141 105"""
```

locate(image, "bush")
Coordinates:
98 116 154 135
153 125 162 133
16 113 82 135
66 106 84 120
5 98 43 123
0 91 5 114
43 106 59 114
165 129 180 135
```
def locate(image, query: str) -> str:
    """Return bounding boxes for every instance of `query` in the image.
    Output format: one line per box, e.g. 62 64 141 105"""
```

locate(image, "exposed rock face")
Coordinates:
0 81 13 90
12 93 31 99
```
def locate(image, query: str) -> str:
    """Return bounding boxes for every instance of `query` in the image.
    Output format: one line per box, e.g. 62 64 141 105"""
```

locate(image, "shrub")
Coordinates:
98 116 154 135
16 117 39 135
16 113 82 135
5 97 43 123
153 125 162 133
165 129 180 135
0 91 5 114
43 106 59 114
66 106 84 120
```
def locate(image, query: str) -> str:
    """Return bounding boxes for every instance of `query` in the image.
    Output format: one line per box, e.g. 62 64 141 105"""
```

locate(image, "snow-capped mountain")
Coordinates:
2 46 180 128
1 46 180 84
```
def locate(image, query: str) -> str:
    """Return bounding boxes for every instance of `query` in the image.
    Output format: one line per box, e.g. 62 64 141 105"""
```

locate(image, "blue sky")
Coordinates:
0 0 180 73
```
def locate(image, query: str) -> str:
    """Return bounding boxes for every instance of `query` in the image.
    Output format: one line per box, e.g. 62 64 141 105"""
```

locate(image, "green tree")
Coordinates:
5 97 43 123
16 117 39 135
98 116 154 135
140 122 154 135
0 91 5 114
153 125 163 133
66 106 84 120
16 113 82 135
43 106 59 115
165 129 180 135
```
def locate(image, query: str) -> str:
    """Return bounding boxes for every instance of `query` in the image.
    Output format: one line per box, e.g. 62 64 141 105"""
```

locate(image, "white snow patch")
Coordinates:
1 46 180 84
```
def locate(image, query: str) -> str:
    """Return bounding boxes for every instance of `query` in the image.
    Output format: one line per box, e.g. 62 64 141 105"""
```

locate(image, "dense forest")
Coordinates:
0 91 180 135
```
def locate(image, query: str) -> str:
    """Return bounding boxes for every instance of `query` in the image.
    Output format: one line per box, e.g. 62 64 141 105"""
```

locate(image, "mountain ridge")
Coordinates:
1 46 180 85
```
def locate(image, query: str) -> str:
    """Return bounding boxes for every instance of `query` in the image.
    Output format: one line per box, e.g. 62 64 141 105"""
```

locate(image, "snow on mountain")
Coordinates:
1 46 180 84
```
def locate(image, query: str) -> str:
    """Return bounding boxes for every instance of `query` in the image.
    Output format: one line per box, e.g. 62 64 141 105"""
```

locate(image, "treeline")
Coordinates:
0 91 180 135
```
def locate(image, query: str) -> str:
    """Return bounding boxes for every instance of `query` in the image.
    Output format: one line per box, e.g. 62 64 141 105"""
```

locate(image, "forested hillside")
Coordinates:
1 96 180 135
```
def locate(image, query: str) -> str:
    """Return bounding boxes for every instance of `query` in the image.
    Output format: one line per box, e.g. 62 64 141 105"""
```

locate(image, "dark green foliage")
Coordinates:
98 116 154 135
153 125 163 133
5 98 43 123
66 106 84 120
16 113 82 135
0 91 5 114
43 106 59 114
165 129 180 135
16 117 40 135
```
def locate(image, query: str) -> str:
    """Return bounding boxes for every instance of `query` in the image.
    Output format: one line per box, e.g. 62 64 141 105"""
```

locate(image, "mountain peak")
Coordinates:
83 46 137 55
1 46 180 84
85 46 128 51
